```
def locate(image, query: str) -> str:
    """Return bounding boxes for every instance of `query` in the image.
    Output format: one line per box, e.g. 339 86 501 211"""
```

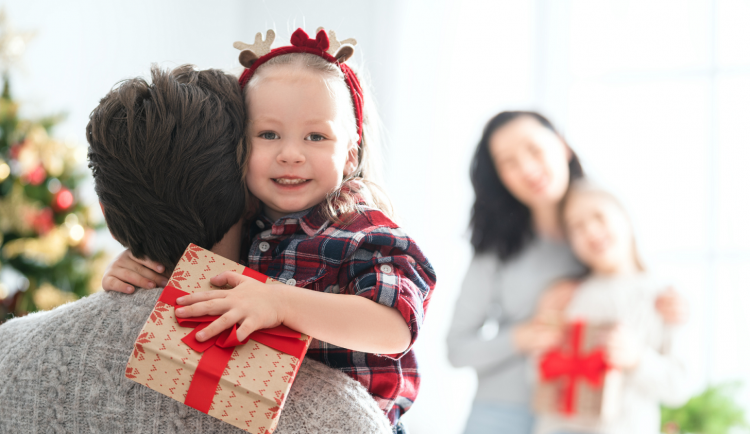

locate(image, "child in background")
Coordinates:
533 181 690 434
102 28 436 432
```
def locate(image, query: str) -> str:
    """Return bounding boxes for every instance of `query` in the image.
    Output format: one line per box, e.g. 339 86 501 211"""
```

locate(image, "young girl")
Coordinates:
532 181 689 434
103 28 436 431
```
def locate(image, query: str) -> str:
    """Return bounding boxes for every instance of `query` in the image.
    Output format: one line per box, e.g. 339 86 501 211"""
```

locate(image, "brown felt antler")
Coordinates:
233 29 276 68
317 28 357 63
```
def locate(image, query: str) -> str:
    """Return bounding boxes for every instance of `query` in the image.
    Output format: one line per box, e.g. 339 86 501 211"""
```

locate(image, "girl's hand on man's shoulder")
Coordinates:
102 249 169 293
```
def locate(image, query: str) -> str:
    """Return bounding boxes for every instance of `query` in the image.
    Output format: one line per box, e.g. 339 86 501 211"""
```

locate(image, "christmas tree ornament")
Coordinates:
0 8 35 72
53 187 74 211
0 10 106 319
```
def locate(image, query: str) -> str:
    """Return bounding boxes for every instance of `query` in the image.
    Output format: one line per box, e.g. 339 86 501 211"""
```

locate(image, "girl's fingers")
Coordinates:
176 297 230 318
236 317 260 342
102 275 134 293
176 290 229 306
196 311 241 342
128 250 166 274
127 262 169 288
115 267 157 289
210 271 249 288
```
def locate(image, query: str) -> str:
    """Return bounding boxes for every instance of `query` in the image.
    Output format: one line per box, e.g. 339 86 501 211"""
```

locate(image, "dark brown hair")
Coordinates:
470 111 584 261
87 65 247 269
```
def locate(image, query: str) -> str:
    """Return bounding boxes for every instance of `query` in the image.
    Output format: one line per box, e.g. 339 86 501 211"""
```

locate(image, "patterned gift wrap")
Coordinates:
125 244 311 433
534 321 622 421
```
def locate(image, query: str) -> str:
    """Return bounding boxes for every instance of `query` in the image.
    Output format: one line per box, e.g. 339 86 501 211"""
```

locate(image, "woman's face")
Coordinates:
489 116 571 209
563 191 636 274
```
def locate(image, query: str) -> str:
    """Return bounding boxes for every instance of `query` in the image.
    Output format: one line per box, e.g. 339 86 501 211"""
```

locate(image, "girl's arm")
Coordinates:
605 324 691 407
102 249 169 293
175 271 411 355
655 287 690 325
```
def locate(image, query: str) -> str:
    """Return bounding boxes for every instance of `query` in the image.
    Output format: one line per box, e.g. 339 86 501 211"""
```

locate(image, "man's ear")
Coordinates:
99 201 105 217
343 142 359 177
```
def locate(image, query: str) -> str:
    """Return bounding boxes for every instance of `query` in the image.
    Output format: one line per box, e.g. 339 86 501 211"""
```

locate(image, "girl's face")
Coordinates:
489 116 571 209
246 67 358 221
563 192 637 274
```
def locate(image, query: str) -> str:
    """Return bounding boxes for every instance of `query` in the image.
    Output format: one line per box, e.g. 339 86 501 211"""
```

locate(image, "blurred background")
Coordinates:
0 0 748 432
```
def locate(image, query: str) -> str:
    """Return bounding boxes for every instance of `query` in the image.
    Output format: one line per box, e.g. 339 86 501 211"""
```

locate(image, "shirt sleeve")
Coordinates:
446 254 522 371
339 223 436 360
627 326 692 407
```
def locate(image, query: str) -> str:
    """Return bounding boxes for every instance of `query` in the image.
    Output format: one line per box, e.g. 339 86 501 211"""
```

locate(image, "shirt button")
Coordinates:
380 264 393 274
286 278 297 286
256 220 265 229
258 241 270 252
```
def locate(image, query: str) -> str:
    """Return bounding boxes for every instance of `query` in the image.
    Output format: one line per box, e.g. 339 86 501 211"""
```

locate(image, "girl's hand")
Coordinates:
535 280 577 325
655 287 689 325
512 321 564 354
604 325 642 371
174 271 286 343
102 249 169 293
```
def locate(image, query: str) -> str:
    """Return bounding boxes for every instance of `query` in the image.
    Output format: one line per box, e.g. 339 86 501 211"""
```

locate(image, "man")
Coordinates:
0 65 391 434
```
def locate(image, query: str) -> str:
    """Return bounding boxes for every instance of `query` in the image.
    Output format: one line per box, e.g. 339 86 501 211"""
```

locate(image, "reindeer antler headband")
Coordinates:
235 28 363 145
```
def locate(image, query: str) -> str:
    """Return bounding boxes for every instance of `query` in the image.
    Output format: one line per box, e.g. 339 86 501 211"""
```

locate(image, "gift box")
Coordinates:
533 321 621 421
125 243 311 433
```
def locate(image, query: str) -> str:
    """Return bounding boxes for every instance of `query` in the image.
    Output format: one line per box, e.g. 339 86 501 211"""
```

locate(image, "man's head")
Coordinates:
87 65 247 269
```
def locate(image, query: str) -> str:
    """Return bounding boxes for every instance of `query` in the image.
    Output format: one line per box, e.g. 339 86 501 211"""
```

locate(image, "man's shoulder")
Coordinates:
0 288 159 341
0 288 163 431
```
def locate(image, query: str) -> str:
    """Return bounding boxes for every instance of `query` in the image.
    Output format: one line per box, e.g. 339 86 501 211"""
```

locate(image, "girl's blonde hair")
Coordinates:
244 53 393 223
560 180 646 272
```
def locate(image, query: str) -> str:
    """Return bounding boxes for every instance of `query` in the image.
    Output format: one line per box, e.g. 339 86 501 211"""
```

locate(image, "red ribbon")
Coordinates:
539 321 609 415
157 267 308 414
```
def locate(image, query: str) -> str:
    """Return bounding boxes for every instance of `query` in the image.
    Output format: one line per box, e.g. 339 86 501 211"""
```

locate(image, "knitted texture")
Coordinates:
0 288 391 434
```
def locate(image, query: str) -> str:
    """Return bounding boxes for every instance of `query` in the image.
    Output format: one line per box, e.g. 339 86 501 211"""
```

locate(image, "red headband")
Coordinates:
238 28 364 145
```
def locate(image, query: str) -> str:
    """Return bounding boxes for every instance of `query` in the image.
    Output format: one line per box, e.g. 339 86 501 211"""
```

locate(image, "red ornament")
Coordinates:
32 208 55 234
26 165 47 186
53 188 74 211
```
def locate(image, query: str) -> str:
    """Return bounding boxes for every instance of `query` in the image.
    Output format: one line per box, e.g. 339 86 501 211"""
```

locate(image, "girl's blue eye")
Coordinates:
260 132 278 140
306 133 325 142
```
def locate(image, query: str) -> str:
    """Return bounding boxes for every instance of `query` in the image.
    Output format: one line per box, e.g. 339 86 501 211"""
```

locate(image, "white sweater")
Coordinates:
534 273 691 434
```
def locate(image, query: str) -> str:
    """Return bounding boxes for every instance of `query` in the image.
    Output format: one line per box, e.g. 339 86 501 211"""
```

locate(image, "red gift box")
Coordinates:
534 321 621 420
125 244 311 433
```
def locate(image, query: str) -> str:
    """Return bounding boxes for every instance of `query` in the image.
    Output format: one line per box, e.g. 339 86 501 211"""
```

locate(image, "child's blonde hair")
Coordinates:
244 53 393 223
560 180 646 272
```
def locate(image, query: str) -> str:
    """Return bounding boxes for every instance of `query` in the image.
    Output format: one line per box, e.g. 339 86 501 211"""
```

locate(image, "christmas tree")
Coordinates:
0 10 107 321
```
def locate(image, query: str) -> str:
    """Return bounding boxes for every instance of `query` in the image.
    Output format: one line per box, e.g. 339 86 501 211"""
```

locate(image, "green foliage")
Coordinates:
661 382 748 434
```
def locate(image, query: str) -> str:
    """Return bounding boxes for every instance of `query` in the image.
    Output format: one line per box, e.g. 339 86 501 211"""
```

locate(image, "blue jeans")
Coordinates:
462 401 535 434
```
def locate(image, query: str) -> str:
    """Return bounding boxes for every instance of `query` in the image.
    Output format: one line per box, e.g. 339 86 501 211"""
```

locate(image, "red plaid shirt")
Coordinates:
242 185 436 425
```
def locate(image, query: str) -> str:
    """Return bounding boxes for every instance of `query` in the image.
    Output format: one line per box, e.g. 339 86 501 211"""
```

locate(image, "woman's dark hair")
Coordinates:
469 111 583 261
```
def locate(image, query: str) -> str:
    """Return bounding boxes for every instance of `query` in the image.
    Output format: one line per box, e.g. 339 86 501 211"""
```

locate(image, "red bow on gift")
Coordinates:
539 321 609 416
158 268 308 414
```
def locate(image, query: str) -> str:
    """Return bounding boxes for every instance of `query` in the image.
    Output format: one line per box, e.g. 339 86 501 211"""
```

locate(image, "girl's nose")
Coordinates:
277 140 305 164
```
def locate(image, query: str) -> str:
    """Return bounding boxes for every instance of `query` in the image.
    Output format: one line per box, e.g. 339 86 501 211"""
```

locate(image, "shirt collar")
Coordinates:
258 179 371 238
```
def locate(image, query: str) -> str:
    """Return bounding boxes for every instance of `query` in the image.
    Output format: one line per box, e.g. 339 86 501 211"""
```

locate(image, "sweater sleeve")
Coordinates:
446 254 520 370
627 327 692 407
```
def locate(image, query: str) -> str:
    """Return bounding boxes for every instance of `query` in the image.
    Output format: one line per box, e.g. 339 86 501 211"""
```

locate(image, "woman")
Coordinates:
447 111 686 434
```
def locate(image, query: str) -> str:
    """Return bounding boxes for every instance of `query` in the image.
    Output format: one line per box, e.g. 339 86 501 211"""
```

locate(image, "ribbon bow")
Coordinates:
290 28 330 52
539 321 609 415
158 270 308 414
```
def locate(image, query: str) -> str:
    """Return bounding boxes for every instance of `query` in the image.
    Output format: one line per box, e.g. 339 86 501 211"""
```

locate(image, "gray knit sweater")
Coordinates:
0 288 392 434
